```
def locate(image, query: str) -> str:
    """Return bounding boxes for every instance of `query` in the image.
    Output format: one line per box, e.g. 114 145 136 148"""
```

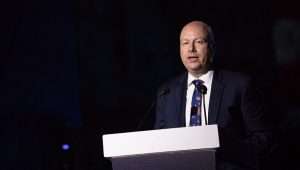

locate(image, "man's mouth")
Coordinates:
188 56 199 61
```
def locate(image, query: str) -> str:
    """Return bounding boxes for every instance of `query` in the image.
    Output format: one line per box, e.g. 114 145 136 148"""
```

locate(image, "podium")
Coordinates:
102 125 219 170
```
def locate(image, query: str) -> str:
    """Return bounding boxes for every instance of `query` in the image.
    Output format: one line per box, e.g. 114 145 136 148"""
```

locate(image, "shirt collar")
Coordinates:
187 70 214 87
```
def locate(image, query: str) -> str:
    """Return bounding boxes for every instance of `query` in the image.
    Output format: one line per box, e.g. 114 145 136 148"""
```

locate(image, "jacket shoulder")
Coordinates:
157 73 186 94
216 70 251 84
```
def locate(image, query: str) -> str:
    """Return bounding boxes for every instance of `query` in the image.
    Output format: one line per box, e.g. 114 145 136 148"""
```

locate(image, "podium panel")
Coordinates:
112 150 216 170
102 125 219 170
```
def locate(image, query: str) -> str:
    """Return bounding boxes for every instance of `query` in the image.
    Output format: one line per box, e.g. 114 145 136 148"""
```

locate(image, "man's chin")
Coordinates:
188 68 207 76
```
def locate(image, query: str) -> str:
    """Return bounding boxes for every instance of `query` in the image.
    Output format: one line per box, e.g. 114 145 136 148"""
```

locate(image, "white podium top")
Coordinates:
103 125 219 158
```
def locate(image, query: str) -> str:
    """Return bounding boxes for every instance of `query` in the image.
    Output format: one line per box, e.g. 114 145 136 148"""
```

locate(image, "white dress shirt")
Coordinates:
185 70 214 126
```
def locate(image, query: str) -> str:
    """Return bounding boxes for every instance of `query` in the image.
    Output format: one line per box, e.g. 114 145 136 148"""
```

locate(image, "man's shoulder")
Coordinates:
215 70 250 83
157 72 187 92
165 72 187 85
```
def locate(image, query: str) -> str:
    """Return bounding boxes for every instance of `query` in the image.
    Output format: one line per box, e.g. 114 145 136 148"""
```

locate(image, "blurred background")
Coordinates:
1 0 299 169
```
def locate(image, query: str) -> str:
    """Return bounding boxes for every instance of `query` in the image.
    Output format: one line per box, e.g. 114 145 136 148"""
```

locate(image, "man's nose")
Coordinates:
188 42 196 52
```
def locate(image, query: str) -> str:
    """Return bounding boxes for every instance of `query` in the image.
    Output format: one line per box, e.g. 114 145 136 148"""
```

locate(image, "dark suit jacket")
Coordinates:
154 70 275 170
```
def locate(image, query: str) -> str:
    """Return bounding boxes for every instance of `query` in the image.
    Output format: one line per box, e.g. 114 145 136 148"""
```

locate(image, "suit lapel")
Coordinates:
174 73 187 127
208 70 224 124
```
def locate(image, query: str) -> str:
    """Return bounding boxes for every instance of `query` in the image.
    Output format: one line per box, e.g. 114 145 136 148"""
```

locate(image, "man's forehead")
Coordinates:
180 27 208 39
182 21 208 31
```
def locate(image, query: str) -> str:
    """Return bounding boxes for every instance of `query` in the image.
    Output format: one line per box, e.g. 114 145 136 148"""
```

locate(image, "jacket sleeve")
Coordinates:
154 85 167 129
218 78 277 169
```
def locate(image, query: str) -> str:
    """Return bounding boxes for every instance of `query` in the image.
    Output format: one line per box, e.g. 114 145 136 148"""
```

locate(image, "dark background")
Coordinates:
1 0 300 169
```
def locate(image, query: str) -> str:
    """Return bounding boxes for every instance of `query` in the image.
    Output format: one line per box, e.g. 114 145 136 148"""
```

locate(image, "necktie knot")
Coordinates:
192 79 203 89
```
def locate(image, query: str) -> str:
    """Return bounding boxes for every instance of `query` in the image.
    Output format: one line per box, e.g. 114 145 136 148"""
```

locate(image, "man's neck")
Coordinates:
189 69 209 78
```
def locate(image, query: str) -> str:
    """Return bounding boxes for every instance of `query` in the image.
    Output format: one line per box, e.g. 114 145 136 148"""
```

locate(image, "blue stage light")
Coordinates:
62 144 70 151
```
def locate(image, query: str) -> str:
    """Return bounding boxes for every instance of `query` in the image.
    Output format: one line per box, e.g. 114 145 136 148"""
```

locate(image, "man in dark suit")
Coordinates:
154 21 275 170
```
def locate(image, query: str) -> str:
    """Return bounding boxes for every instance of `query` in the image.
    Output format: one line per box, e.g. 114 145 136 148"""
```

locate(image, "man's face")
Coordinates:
180 23 210 75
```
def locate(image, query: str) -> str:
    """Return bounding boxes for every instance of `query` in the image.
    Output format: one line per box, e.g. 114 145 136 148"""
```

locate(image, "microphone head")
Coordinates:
196 84 207 94
159 88 170 96
200 84 207 94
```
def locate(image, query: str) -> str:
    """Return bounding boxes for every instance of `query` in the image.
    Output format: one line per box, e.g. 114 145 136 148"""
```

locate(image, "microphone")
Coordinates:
158 88 170 97
136 88 169 130
196 84 208 125
195 84 207 94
